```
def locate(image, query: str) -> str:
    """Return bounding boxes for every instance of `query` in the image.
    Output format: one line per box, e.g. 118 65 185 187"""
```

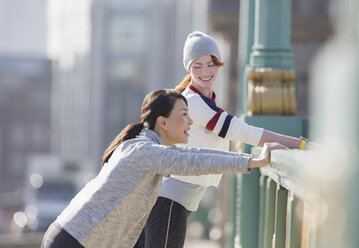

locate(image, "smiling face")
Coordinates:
159 99 193 147
189 55 219 93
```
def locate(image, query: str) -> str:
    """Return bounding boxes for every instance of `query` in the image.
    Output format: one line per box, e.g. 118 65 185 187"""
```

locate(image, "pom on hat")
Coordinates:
183 31 222 71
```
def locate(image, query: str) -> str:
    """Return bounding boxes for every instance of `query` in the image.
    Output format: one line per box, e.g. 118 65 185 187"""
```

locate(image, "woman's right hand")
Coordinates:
248 142 289 168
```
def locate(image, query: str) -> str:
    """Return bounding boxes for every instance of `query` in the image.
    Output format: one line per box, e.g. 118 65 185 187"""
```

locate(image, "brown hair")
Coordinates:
174 55 224 93
101 89 187 167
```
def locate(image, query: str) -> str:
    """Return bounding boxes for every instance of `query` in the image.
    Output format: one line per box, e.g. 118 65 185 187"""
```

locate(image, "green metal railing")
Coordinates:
235 0 359 247
249 144 359 248
254 148 318 248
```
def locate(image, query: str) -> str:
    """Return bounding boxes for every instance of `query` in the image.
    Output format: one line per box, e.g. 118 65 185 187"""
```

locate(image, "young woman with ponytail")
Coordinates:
41 89 287 248
139 32 316 248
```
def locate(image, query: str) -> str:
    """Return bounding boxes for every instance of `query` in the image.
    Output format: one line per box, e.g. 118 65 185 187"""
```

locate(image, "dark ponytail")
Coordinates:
101 122 144 167
174 55 224 93
101 89 187 167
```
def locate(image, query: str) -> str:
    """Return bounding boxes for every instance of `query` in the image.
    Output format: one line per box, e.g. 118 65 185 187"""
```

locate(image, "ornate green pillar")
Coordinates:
247 0 296 116
250 0 293 68
238 0 256 116
237 0 306 247
235 1 256 247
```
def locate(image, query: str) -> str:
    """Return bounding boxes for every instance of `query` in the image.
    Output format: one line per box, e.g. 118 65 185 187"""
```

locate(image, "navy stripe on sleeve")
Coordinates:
218 114 233 138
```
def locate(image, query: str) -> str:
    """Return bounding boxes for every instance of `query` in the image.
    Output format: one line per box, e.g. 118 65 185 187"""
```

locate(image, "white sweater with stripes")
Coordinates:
172 85 264 187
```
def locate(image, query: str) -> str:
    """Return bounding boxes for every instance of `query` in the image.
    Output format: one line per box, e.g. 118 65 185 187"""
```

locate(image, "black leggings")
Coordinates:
135 197 191 248
41 221 84 248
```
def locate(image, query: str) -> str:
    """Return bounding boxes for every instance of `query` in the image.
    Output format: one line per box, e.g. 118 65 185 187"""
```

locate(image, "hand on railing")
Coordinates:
248 142 289 168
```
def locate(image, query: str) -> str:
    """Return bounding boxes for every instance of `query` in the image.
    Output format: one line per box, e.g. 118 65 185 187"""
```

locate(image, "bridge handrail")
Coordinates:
257 148 320 202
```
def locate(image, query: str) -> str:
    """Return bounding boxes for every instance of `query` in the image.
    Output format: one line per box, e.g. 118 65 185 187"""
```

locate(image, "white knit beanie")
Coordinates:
183 31 222 71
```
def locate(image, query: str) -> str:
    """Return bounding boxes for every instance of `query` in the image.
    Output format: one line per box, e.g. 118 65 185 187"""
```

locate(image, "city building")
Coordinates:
0 0 50 198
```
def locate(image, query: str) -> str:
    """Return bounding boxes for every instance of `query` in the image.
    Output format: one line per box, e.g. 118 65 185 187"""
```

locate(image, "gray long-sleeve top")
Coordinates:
56 129 252 247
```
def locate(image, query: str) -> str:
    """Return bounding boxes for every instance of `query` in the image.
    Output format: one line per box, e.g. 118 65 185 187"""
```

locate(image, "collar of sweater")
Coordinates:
139 129 164 145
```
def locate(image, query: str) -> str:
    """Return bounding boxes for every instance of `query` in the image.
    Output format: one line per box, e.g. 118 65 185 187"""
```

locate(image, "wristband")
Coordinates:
298 136 308 150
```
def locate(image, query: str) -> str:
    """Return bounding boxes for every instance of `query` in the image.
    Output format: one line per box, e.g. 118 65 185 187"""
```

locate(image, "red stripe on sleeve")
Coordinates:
206 109 224 131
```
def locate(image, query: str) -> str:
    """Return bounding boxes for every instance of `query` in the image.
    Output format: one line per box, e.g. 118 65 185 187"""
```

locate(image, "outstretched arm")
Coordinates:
257 130 317 150
143 142 288 176
145 143 252 176
173 145 251 158
186 94 316 150
258 130 301 148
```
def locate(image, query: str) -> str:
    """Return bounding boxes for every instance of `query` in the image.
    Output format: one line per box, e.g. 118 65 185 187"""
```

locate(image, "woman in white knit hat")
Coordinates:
136 31 313 248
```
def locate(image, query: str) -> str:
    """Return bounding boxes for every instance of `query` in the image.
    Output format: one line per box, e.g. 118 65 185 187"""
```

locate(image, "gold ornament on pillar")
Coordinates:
247 67 297 115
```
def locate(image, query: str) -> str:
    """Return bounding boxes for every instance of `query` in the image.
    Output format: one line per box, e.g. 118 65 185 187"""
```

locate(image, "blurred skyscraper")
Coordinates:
47 0 93 165
46 0 228 176
90 0 211 166
0 0 51 197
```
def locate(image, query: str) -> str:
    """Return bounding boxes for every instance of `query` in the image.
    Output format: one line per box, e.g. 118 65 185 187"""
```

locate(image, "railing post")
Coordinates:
238 162 260 248
273 185 288 248
258 175 268 248
286 192 302 248
263 179 276 248
300 202 312 248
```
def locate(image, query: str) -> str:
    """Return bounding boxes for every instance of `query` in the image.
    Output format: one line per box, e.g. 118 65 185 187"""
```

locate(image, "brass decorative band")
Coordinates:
247 67 297 115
